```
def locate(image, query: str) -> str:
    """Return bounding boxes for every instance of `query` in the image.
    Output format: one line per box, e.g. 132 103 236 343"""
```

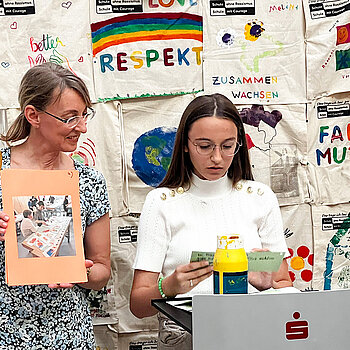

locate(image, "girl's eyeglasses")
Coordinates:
188 138 242 156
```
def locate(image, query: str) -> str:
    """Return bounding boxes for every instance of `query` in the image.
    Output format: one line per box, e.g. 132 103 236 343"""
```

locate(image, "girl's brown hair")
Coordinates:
159 93 253 188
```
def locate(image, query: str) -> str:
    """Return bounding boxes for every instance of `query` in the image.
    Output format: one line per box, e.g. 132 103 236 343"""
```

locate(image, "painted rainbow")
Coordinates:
91 12 203 56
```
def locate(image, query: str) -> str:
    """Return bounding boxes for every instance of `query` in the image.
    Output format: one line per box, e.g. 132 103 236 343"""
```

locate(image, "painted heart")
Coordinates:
61 1 72 9
10 22 17 29
1 62 10 68
78 56 83 62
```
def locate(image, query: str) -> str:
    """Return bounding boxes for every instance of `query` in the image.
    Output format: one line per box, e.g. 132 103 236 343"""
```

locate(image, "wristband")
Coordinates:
158 277 167 298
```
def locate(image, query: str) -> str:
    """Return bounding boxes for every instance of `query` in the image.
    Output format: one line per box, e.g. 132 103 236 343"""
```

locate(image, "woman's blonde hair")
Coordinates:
1 62 91 145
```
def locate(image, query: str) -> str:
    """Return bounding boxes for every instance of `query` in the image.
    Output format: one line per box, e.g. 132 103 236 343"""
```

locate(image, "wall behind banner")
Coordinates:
1 0 350 348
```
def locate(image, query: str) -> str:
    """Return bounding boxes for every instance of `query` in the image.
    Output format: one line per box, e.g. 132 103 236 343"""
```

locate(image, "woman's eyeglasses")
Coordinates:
188 138 242 157
37 107 96 128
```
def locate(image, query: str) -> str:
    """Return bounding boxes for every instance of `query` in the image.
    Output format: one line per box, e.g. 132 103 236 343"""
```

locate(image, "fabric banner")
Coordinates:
203 0 306 104
312 204 350 291
121 93 196 213
239 103 309 206
89 282 118 325
70 101 123 217
0 109 10 150
110 215 159 333
303 0 350 100
90 0 203 101
94 324 158 350
117 331 158 350
93 324 119 350
0 0 95 108
307 93 350 205
69 103 122 325
281 204 314 291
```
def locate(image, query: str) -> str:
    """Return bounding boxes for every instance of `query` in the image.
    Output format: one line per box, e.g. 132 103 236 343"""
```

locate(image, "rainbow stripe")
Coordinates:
91 12 203 56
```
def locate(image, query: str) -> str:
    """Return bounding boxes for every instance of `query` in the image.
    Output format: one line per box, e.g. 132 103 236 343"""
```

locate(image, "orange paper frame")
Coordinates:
1 169 87 286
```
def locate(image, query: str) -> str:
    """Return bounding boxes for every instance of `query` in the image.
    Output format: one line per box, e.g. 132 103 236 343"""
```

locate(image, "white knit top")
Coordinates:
133 174 289 295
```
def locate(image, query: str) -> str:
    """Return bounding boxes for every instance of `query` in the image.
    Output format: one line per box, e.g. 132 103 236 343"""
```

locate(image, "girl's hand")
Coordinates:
162 261 213 297
0 212 10 242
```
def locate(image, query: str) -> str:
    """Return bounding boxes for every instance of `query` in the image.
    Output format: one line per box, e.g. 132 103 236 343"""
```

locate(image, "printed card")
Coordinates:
1 169 87 286
190 251 284 272
247 251 284 272
190 251 215 265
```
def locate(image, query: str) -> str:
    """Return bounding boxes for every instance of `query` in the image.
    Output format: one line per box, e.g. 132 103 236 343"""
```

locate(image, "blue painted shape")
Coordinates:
323 215 350 290
132 126 177 187
324 243 334 290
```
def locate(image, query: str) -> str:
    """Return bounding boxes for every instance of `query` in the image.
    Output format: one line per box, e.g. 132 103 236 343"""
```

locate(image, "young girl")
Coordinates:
130 93 292 349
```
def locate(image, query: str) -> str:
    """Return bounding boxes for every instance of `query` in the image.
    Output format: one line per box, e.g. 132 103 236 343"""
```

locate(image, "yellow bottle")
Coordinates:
213 235 248 294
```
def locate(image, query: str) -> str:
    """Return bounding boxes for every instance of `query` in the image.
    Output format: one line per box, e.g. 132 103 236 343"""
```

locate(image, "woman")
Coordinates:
0 62 111 349
130 93 292 349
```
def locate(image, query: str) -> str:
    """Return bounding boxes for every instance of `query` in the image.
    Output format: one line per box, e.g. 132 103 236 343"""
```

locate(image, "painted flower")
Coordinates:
216 28 236 48
287 245 314 283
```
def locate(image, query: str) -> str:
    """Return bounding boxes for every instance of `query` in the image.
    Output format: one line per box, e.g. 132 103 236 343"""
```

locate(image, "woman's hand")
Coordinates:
130 262 213 319
48 259 94 289
0 212 10 242
248 248 273 291
248 248 292 291
248 271 273 291
161 261 213 297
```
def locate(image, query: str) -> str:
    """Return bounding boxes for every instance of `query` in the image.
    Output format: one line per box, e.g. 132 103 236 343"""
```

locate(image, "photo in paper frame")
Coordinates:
14 195 75 259
1 169 87 286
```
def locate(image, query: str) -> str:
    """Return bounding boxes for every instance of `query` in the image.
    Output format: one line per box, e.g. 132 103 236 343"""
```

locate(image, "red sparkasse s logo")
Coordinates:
285 312 309 340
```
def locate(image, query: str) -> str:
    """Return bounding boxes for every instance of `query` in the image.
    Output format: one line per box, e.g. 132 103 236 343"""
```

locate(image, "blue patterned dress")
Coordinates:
0 148 111 349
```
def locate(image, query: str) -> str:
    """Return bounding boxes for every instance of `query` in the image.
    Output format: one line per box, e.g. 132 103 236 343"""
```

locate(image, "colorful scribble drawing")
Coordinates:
90 13 203 57
132 127 177 187
239 35 284 73
70 138 96 166
27 33 76 75
336 23 350 45
244 20 265 42
238 20 283 73
335 49 350 71
240 105 299 198
28 54 46 67
216 28 236 48
324 215 350 290
49 49 76 75
239 105 282 151
287 246 313 284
